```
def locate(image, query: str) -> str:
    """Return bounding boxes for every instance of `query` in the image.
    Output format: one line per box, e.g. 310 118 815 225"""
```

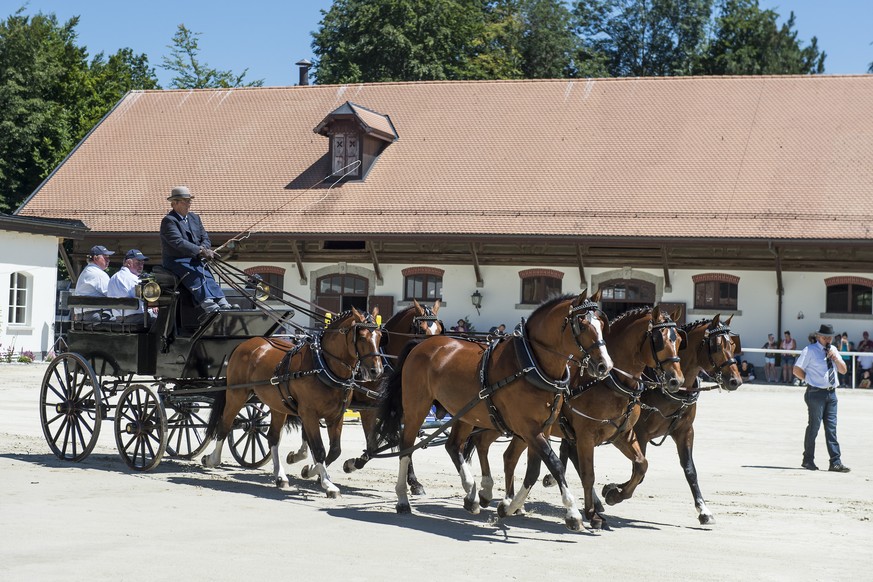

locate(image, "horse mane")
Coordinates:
681 318 713 333
383 305 415 328
529 294 576 321
608 306 653 333
327 309 362 329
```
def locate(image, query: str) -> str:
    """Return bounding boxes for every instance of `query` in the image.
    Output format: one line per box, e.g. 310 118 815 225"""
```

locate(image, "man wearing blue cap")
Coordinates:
73 245 115 321
160 186 236 315
108 249 151 323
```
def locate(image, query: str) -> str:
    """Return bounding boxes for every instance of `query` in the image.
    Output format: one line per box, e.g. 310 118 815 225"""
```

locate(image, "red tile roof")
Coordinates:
18 76 873 241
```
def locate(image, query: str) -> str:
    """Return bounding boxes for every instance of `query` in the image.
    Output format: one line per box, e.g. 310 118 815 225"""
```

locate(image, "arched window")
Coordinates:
402 267 443 301
692 273 739 310
825 277 873 314
8 272 30 325
519 269 563 304
243 266 285 301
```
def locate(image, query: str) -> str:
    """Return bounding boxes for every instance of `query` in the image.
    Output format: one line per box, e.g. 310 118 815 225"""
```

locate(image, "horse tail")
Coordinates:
374 338 424 448
204 389 227 441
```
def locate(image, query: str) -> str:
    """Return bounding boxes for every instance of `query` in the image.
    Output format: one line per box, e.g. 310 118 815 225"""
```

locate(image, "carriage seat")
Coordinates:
67 296 148 332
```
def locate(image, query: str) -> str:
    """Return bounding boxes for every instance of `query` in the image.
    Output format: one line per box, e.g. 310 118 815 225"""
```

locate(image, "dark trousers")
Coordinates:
803 387 842 466
163 257 224 304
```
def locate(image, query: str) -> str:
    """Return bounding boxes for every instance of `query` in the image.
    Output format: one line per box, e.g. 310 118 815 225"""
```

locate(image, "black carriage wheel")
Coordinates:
39 353 103 461
114 384 168 471
165 397 214 459
229 401 272 469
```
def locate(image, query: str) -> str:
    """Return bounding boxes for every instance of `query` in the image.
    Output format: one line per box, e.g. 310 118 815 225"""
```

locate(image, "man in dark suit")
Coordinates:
160 186 236 315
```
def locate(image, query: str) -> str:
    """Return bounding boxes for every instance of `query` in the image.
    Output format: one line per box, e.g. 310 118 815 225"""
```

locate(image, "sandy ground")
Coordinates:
1 362 871 582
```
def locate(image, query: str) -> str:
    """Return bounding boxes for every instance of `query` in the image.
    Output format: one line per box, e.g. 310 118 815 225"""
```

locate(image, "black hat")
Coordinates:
89 245 115 257
125 249 149 261
816 324 836 336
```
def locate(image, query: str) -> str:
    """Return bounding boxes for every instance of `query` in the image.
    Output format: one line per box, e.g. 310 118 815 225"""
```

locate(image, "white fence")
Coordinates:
741 347 871 388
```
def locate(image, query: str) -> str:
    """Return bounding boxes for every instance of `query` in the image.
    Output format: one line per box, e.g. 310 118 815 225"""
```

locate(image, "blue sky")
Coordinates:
8 0 873 87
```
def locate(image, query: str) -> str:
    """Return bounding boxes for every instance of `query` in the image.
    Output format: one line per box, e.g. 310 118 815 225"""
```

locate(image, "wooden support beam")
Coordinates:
661 245 672 292
369 242 384 285
576 244 587 288
291 240 307 284
470 243 483 287
59 243 79 282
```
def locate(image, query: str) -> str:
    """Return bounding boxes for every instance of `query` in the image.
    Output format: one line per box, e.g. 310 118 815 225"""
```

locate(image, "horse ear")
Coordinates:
591 288 602 303
725 314 733 326
712 313 721 326
351 306 363 319
413 299 421 311
652 304 663 321
670 305 683 322
432 299 441 313
578 288 589 302
371 306 380 319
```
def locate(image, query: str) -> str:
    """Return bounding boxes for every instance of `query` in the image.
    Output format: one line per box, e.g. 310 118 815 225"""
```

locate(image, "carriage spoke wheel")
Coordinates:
229 401 272 468
114 384 168 471
165 397 214 459
40 353 103 461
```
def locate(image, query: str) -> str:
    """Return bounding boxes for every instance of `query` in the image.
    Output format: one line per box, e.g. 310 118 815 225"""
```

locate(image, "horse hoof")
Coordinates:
326 489 340 499
342 459 356 474
463 497 480 514
496 501 509 518
602 483 621 506
565 516 584 532
201 455 214 468
276 478 291 490
542 474 556 488
699 513 715 525
478 494 492 508
590 516 604 530
301 466 311 479
410 484 426 496
396 502 411 514
287 451 307 464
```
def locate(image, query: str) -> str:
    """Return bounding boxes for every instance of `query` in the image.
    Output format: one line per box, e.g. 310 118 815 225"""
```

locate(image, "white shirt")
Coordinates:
107 266 142 317
74 263 110 297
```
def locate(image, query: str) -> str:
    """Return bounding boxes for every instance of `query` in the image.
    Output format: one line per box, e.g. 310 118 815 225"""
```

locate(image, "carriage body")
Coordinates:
40 267 292 471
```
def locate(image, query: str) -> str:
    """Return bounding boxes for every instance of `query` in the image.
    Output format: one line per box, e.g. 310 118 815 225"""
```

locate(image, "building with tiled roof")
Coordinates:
14 76 873 368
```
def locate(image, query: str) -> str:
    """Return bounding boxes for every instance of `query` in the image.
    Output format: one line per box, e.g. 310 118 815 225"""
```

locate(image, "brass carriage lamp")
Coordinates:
471 290 483 316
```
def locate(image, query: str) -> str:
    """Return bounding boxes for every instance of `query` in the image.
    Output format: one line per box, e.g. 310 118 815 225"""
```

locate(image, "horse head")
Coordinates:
324 306 385 382
700 314 742 391
562 289 613 380
411 298 443 336
645 305 685 392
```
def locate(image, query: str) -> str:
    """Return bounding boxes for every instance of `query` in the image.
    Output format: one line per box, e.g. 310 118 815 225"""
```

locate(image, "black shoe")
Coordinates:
801 461 818 471
828 464 851 473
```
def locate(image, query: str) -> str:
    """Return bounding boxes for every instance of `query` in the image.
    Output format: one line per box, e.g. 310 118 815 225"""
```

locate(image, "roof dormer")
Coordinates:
314 101 398 181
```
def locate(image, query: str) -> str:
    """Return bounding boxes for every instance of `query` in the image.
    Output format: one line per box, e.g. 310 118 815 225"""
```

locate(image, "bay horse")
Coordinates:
623 314 742 524
374 292 613 531
341 300 443 494
202 307 383 497
522 305 684 529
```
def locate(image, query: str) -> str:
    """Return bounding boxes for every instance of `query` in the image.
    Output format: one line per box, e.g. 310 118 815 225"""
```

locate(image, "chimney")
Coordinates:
295 59 312 86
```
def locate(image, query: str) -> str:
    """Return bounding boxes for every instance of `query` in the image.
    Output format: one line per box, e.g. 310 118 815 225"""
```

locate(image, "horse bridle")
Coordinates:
411 305 443 335
562 300 609 376
701 324 739 389
324 314 384 381
646 318 682 386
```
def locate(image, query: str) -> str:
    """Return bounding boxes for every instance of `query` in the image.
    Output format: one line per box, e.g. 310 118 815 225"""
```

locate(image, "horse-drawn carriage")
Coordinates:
40 266 292 471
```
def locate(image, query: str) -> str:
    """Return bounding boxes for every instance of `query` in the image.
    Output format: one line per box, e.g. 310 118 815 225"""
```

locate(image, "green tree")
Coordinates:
519 0 579 78
162 24 263 88
0 9 159 211
574 0 713 77
698 0 825 74
312 0 486 83
465 0 525 80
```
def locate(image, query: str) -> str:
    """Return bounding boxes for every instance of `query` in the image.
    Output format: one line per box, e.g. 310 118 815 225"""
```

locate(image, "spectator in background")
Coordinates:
781 330 797 383
859 370 871 390
837 332 853 387
739 360 756 382
762 333 778 383
857 331 872 352
451 319 469 333
489 323 507 335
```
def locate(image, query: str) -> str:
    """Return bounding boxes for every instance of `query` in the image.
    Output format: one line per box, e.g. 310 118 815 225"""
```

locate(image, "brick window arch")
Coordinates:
519 269 564 304
402 267 444 301
243 266 286 300
692 273 739 310
824 276 873 314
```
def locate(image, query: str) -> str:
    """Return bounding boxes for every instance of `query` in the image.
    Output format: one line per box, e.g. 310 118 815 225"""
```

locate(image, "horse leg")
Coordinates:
267 412 292 489
467 430 499 507
542 438 571 488
300 415 341 498
286 432 309 465
395 411 427 514
602 430 648 509
672 426 713 524
496 435 528 516
445 423 479 514
202 390 248 468
504 433 584 532
344 406 375 474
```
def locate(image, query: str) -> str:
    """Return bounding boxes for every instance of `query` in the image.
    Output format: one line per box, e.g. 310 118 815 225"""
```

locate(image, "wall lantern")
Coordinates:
471 290 483 315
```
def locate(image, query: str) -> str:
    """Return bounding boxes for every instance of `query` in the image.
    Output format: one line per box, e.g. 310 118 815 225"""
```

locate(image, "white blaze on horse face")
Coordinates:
425 321 440 335
587 311 613 372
